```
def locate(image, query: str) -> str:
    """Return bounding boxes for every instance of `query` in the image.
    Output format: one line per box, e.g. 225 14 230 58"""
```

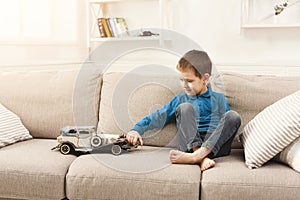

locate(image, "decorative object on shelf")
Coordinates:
139 30 159 37
241 0 300 28
274 1 288 15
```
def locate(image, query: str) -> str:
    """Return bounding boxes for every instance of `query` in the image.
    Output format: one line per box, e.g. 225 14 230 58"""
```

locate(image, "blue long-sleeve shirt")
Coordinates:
132 87 230 135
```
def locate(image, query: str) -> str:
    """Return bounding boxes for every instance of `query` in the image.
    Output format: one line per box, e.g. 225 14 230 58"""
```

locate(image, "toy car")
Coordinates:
51 126 137 156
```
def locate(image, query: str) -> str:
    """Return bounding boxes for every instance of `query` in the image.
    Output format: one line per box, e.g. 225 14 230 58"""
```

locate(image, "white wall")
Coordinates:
166 0 300 75
1 0 300 76
91 0 300 75
0 0 88 67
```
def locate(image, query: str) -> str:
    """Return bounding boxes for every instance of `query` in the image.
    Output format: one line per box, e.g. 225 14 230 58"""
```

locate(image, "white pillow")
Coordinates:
0 103 32 148
241 90 300 169
276 136 300 173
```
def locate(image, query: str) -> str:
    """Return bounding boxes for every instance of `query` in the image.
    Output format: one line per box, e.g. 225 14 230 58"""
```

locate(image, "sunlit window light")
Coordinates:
22 0 50 38
0 0 78 43
0 0 20 38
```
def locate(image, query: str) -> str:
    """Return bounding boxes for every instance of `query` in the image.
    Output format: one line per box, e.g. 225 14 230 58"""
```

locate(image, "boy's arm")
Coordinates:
131 96 180 136
219 93 230 114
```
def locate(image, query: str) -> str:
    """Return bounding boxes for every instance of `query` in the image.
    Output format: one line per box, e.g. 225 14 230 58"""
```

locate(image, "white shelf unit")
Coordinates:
90 35 160 42
86 0 166 47
241 0 300 28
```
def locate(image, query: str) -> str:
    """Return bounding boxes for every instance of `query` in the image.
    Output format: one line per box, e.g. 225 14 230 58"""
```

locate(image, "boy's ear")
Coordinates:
203 73 210 81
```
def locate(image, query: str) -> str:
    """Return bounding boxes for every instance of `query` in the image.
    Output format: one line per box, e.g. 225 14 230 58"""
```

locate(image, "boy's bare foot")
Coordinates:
169 150 201 164
200 157 215 171
169 150 215 170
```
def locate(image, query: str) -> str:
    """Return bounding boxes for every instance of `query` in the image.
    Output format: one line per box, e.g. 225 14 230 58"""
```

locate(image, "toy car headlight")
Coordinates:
57 136 62 143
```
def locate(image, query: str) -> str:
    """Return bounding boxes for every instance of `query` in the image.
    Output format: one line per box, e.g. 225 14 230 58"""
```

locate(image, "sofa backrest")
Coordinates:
221 72 300 136
98 68 183 147
0 63 102 139
2 63 299 146
99 70 300 148
98 67 225 147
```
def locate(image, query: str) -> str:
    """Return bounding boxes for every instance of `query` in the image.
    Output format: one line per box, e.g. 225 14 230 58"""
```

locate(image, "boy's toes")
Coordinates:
200 158 215 171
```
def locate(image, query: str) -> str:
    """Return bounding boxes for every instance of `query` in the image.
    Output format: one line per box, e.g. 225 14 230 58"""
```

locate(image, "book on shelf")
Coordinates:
115 17 129 37
97 17 129 38
101 18 112 37
97 18 106 38
107 18 118 37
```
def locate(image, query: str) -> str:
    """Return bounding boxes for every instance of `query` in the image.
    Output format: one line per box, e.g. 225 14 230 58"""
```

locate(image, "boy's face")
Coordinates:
178 69 208 96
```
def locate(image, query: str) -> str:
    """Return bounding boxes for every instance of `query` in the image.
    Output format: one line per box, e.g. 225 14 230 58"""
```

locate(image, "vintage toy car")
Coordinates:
52 126 137 155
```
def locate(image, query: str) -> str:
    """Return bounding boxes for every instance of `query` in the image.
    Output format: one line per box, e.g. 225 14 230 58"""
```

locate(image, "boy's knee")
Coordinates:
225 111 241 127
176 103 195 114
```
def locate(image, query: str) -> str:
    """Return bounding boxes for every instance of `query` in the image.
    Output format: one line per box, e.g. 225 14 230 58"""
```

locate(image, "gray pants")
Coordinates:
176 103 241 158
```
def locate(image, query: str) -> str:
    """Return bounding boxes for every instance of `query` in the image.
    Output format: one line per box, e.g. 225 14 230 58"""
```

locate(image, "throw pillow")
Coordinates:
241 90 300 169
276 136 300 173
0 103 32 148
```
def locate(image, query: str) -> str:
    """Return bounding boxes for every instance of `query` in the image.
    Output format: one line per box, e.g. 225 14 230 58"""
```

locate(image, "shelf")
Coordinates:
89 0 156 3
242 24 300 28
87 0 166 48
90 36 161 42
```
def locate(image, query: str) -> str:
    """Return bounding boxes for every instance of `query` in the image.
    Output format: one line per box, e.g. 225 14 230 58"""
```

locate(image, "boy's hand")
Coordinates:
126 131 143 147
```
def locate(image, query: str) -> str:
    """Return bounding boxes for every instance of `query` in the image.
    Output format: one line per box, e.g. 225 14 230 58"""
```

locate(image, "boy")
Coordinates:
126 50 241 171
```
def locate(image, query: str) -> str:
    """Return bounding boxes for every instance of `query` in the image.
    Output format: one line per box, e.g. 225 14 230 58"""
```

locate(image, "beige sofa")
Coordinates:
0 64 299 200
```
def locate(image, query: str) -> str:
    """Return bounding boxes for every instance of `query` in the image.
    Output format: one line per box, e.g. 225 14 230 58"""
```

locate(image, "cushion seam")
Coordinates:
67 175 200 185
202 182 300 188
0 170 65 177
0 192 64 200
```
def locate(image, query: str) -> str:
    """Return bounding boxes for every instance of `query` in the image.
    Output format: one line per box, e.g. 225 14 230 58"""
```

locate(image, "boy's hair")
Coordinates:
176 50 212 78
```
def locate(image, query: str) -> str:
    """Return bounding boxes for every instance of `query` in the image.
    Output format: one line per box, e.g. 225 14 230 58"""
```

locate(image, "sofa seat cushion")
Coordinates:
0 139 76 200
201 149 300 200
66 146 200 200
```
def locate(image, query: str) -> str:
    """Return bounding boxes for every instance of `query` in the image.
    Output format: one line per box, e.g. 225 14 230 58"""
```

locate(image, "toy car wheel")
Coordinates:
91 136 102 148
111 145 122 156
60 143 72 155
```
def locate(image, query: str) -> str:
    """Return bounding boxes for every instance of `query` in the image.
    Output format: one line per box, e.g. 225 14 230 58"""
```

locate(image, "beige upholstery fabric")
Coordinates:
0 139 76 200
0 64 102 139
99 71 183 147
0 103 32 148
66 146 200 200
201 149 300 200
221 73 300 135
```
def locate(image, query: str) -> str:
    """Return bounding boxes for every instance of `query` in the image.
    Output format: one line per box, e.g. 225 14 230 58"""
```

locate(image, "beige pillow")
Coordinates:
276 136 300 173
241 90 300 169
0 103 32 148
